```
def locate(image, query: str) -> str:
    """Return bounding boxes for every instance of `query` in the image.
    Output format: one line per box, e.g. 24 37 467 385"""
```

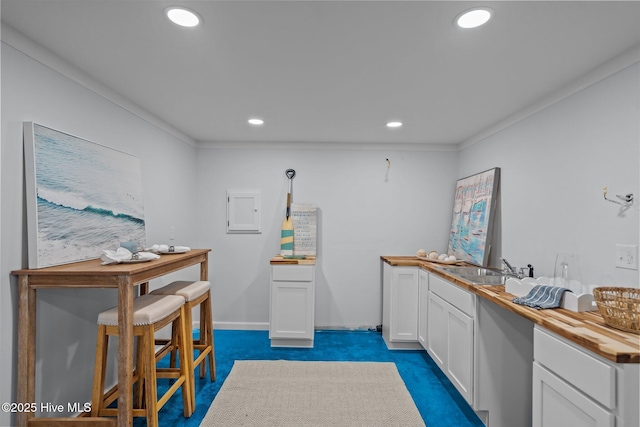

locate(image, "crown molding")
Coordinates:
197 140 458 152
460 44 640 150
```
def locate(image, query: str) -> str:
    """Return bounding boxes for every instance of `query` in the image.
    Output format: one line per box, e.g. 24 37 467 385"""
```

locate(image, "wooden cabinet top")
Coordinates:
382 255 640 364
270 255 316 265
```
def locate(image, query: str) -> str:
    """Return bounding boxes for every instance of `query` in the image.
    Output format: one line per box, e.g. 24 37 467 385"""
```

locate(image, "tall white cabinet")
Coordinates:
269 262 316 348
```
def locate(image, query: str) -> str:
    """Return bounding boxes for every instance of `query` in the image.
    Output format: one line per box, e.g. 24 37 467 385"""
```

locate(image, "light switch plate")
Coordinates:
615 244 638 270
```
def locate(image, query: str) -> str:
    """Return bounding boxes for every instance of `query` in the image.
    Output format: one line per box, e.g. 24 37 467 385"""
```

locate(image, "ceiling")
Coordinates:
2 1 640 146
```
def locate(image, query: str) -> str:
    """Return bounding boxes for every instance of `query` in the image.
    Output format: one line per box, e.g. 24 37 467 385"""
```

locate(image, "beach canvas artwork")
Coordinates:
447 168 500 267
23 122 146 268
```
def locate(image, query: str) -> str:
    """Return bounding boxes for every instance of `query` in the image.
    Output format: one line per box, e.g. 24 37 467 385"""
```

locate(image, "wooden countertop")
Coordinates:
381 256 640 364
270 255 316 265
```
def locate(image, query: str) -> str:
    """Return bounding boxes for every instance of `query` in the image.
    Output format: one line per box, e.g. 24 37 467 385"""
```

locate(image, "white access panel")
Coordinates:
227 190 261 233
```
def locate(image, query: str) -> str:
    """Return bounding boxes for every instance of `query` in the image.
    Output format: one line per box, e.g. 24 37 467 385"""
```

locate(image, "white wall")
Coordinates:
196 146 458 329
459 63 640 288
0 42 201 424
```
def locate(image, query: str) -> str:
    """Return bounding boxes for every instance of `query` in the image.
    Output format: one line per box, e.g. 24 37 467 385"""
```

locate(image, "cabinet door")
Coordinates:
532 363 614 427
270 281 314 339
227 190 261 233
446 304 474 404
390 268 419 341
427 291 447 370
417 270 429 349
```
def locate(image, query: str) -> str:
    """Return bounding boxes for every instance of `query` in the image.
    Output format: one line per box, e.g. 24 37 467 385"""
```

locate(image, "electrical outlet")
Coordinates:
615 244 638 270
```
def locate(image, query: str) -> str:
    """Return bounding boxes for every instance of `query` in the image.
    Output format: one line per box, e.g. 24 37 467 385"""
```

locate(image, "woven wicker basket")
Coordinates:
593 287 640 334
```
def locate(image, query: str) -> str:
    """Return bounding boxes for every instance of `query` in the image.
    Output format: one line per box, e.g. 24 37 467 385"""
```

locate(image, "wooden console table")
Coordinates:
11 249 211 427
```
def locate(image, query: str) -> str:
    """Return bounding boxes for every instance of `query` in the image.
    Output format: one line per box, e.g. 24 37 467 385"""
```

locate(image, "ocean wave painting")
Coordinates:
24 122 146 268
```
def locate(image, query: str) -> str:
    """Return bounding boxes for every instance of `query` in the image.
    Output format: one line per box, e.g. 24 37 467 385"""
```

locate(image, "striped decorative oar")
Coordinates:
280 169 295 256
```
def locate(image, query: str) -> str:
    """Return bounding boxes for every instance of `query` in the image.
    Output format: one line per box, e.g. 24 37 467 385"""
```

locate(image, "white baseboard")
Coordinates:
194 320 269 331
192 322 378 332
316 325 378 332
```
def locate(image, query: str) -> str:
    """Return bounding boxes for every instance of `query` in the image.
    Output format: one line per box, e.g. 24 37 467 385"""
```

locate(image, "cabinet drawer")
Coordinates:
534 327 616 409
429 274 475 317
272 265 314 282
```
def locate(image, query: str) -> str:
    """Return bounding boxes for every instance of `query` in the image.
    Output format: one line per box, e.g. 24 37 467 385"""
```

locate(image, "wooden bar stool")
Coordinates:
151 280 216 408
91 294 192 427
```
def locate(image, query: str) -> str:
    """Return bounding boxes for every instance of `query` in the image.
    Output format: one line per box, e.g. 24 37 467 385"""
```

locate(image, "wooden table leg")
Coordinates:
116 278 134 427
16 275 36 427
200 254 208 281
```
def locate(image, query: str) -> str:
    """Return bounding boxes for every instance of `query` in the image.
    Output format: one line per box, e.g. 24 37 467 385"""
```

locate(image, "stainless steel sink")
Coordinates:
439 266 504 276
460 275 508 285
438 266 511 285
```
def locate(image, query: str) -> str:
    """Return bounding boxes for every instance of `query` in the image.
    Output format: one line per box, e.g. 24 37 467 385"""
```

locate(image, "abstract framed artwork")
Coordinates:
447 167 500 267
23 122 146 268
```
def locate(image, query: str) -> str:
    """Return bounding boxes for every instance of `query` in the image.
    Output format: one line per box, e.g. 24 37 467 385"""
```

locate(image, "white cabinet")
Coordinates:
533 326 639 427
426 275 475 404
417 269 429 349
533 363 613 427
427 273 535 426
381 262 421 349
269 264 315 348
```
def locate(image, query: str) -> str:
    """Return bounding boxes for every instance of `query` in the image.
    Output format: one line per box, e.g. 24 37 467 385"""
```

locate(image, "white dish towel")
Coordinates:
147 244 191 253
100 247 160 264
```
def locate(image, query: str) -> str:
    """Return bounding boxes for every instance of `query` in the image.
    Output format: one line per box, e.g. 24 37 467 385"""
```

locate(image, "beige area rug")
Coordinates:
200 360 425 427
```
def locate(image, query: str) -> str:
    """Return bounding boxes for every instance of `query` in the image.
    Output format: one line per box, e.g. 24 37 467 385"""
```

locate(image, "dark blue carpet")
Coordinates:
134 329 484 426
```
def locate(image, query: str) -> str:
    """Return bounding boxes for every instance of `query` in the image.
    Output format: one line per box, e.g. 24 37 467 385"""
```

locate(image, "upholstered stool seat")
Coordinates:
153 280 211 302
96 294 185 326
91 294 192 427
151 280 216 408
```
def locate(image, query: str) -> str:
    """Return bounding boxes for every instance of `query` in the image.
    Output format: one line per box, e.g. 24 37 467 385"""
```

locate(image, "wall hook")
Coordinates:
603 186 633 206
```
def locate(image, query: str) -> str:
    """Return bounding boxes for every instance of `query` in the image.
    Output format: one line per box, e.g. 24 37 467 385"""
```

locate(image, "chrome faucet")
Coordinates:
500 258 518 276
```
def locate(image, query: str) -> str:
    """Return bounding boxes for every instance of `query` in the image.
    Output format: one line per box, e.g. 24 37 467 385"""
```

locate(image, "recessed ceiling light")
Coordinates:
455 7 493 29
165 6 201 27
248 118 264 126
386 121 403 128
